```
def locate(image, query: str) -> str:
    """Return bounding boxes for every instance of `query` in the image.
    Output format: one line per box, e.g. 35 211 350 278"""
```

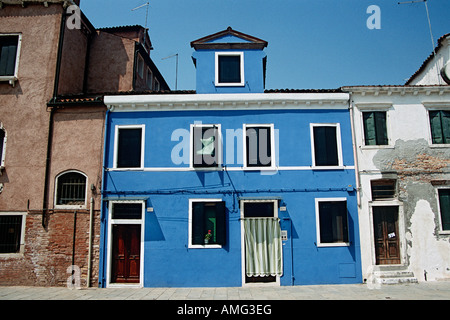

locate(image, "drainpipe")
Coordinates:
349 97 362 208
87 197 94 287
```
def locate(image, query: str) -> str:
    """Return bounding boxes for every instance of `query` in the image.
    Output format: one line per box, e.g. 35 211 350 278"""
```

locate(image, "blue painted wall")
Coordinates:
99 108 363 287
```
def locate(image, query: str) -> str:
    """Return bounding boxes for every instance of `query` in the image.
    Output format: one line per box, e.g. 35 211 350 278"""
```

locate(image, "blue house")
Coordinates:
99 28 362 287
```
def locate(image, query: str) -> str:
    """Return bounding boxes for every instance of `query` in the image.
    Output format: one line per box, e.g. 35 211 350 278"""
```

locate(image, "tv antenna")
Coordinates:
162 53 179 90
398 0 441 84
132 2 150 31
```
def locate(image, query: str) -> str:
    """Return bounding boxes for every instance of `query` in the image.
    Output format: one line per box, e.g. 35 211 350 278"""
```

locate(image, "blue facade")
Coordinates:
99 28 362 287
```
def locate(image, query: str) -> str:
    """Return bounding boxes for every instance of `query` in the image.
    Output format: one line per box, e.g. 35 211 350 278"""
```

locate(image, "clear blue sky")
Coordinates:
80 0 450 91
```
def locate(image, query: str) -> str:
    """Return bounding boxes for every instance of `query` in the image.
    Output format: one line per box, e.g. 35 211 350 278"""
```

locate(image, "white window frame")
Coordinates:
310 123 343 169
315 197 350 247
106 200 146 288
188 198 223 249
243 123 276 171
113 125 145 170
425 105 450 148
190 123 222 170
0 212 26 257
0 123 6 169
54 170 88 209
215 51 245 87
436 186 450 235
0 33 22 87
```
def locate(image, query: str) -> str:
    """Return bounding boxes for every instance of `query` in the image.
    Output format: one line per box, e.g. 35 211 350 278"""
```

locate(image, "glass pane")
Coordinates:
314 126 338 166
243 202 274 218
117 128 142 168
218 55 241 83
246 127 272 167
112 203 142 219
0 36 18 76
438 189 450 231
193 126 218 167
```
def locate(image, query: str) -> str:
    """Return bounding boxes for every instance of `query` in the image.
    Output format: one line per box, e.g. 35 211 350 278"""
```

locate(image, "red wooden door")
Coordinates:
373 206 401 265
111 224 141 283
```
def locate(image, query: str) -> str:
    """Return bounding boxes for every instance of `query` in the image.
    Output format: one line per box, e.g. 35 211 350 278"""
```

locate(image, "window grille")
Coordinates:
0 215 22 253
56 172 86 206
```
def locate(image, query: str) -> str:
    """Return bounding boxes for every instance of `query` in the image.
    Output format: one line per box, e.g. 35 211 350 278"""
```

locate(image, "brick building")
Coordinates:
0 0 168 287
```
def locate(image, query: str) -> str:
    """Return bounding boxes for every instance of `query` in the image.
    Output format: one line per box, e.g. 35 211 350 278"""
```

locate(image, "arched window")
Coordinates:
55 171 87 208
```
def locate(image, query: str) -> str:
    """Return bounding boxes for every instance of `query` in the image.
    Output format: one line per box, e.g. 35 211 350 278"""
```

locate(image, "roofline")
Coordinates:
405 33 450 85
191 26 268 50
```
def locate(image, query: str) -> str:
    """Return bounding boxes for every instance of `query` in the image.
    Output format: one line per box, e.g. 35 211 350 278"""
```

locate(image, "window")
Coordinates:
155 78 160 91
114 125 144 169
0 126 5 168
189 200 226 248
363 111 388 145
311 124 342 167
191 124 221 168
0 214 24 254
429 110 450 144
136 54 144 79
438 189 450 231
146 68 153 89
112 202 143 220
371 179 397 200
55 171 87 208
315 199 349 246
215 52 244 86
0 34 21 82
244 124 274 168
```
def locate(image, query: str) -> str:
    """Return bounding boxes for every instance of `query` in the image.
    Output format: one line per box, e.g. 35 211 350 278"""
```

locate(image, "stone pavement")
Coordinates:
0 281 449 300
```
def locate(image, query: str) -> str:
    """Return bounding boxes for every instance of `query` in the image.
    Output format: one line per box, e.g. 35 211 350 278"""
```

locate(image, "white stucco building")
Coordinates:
343 33 450 284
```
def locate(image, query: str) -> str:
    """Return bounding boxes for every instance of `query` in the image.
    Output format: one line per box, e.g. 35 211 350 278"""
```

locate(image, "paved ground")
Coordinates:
0 281 449 300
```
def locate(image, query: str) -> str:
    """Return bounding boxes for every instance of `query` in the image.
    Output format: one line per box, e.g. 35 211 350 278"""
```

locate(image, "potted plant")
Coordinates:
204 230 212 244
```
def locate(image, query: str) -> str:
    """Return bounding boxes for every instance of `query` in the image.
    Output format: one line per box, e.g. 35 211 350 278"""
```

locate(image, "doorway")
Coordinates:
372 206 401 265
241 200 282 285
111 224 141 283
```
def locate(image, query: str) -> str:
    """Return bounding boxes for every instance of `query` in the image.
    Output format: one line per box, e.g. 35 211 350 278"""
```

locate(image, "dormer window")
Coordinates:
215 52 244 86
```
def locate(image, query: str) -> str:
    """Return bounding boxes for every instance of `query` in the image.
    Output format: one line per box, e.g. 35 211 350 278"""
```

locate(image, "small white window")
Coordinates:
243 124 275 169
315 198 349 247
215 52 245 87
55 171 87 209
113 125 145 169
310 123 343 169
0 34 22 86
190 124 222 169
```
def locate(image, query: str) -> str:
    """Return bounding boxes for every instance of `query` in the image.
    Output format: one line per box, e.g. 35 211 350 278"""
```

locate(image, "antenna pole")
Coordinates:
162 54 179 90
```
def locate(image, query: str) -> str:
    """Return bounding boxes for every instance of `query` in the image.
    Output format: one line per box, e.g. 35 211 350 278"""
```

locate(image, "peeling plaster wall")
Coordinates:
351 92 450 282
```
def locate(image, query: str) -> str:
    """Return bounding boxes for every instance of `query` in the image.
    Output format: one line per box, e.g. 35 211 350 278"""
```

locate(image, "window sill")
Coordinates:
316 242 350 248
360 145 394 150
311 166 345 170
0 76 18 87
429 144 450 148
0 252 23 259
54 205 87 210
438 230 450 236
215 82 245 87
189 244 223 249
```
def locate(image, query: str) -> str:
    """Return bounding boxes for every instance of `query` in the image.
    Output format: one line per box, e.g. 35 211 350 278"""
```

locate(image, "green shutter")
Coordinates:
0 37 18 76
363 112 376 145
429 111 444 144
215 201 226 245
192 202 205 245
374 112 388 145
441 111 450 144
438 189 450 231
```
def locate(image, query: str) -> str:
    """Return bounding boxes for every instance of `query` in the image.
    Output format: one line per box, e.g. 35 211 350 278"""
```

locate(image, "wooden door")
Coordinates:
111 224 141 283
373 206 401 265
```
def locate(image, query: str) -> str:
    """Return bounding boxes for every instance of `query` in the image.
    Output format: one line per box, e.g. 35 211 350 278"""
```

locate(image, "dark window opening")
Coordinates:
371 179 397 200
192 201 226 246
318 201 349 244
192 126 219 168
0 215 22 253
112 203 143 220
246 126 272 167
218 55 241 84
0 36 18 77
117 128 142 168
313 126 339 166
363 111 388 145
438 189 450 231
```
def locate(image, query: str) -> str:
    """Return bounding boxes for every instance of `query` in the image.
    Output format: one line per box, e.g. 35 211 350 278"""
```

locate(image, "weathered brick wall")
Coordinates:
0 210 100 287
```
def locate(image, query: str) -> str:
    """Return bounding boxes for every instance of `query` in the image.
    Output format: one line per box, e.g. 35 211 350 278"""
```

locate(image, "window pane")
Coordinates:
429 111 450 144
371 179 396 199
117 128 142 168
193 126 218 167
0 36 18 76
313 126 338 166
57 172 86 205
438 189 450 231
0 215 22 253
0 128 5 161
112 203 142 219
319 201 348 243
218 55 241 83
246 127 272 167
374 112 388 145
